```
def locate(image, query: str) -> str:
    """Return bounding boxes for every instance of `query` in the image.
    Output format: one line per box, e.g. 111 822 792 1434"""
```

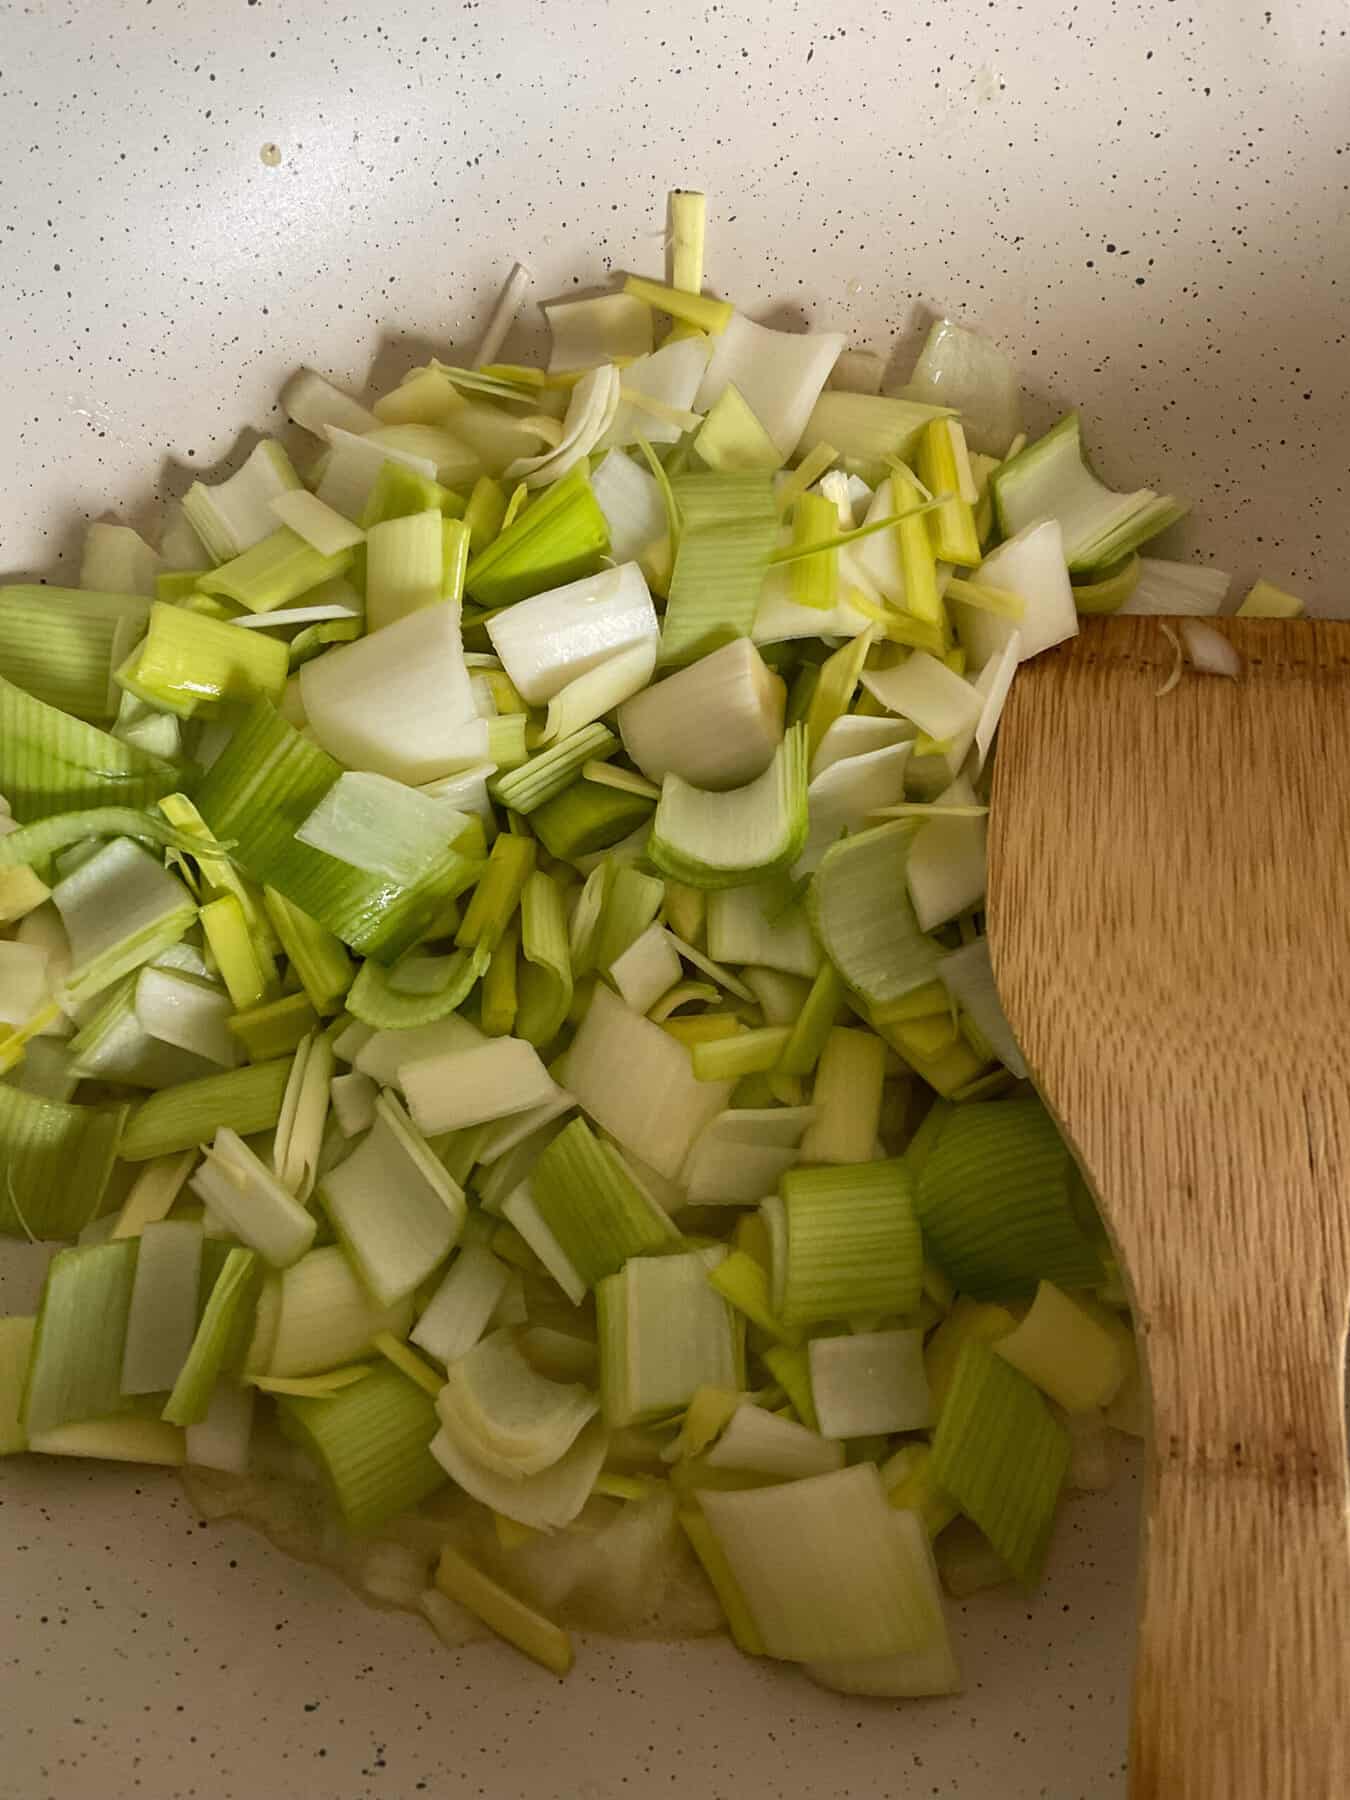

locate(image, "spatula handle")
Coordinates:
1130 1259 1350 1799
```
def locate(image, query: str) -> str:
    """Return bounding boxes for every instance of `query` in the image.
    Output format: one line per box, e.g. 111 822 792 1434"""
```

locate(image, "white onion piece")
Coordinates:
1180 620 1241 679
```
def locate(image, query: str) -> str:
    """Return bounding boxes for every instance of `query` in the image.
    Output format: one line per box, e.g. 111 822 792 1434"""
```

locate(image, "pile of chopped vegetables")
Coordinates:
0 189 1302 1691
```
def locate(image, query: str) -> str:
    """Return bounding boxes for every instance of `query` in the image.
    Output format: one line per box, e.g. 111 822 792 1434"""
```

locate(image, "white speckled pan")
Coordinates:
1 3 1346 1795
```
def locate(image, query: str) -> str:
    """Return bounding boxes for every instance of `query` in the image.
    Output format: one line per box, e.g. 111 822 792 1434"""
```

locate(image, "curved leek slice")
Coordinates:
277 1363 445 1534
807 820 942 1007
991 412 1188 573
345 943 489 1030
437 1329 597 1478
649 726 807 889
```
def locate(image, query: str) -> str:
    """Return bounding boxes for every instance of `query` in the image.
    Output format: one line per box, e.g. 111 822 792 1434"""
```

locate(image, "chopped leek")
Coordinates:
597 1250 739 1427
319 1091 466 1305
619 638 784 791
650 726 807 889
929 1341 1070 1585
118 1058 293 1160
991 412 1188 573
24 1242 138 1435
269 1245 414 1378
530 1117 680 1287
0 677 178 823
0 1082 126 1239
278 1363 445 1533
993 1280 1126 1412
658 471 779 667
125 601 288 715
0 584 149 721
772 1160 922 1327
808 1329 931 1438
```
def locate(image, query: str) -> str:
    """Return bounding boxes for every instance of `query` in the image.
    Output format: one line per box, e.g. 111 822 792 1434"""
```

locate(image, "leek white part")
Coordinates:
794 740 912 877
80 523 162 598
1180 619 1242 678
597 1249 739 1426
699 1463 946 1662
119 1220 204 1395
695 315 846 460
741 967 811 1026
608 922 683 1016
939 937 1028 1078
353 1013 484 1091
544 294 653 372
268 489 366 556
410 1243 511 1367
589 449 666 564
182 441 304 562
861 651 982 742
905 317 1022 457
906 773 987 932
319 1091 466 1306
504 364 621 489
299 602 478 784
281 367 378 439
682 1107 815 1205
703 1402 845 1479
539 638 657 745
185 1379 255 1474
475 1090 577 1163
437 1330 597 1477
496 1180 586 1310
229 581 363 630
563 981 731 1180
810 714 913 780
190 1126 317 1269
1120 558 1232 617
51 836 195 1005
971 629 1022 774
0 939 52 1026
661 930 758 1001
472 261 534 367
295 772 467 887
806 1520 958 1694
485 562 658 705
330 1069 378 1137
313 425 438 523
134 966 240 1069
809 1330 933 1437
618 638 785 791
827 348 885 395
754 565 874 645
963 519 1078 664
705 882 821 979
419 762 497 839
429 1415 608 1531
399 1036 560 1137
269 1245 414 1377
597 336 712 449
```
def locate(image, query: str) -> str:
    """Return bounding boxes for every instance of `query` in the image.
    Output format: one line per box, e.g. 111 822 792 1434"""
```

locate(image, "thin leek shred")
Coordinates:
658 471 779 667
0 677 179 823
163 1247 261 1427
0 584 149 721
0 1083 126 1239
650 726 808 889
194 701 476 961
930 1341 1070 1586
432 1547 573 1677
278 1363 445 1534
490 723 618 816
774 1160 923 1327
530 1117 680 1287
915 1100 1103 1298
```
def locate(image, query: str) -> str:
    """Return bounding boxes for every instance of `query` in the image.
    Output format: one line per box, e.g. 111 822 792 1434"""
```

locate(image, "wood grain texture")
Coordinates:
987 616 1350 1800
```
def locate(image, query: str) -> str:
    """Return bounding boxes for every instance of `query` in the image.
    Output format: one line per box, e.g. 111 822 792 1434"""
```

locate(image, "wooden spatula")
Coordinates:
987 615 1350 1800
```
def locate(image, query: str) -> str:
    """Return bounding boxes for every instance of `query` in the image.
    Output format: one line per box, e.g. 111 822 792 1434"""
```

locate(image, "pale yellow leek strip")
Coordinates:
250 1365 374 1398
945 575 1026 620
667 189 707 294
776 441 839 515
592 1470 659 1503
0 1003 62 1074
623 274 733 337
473 262 534 369
616 385 704 433
111 1150 198 1239
0 866 50 926
678 1508 766 1656
372 1331 444 1398
434 1545 574 1676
